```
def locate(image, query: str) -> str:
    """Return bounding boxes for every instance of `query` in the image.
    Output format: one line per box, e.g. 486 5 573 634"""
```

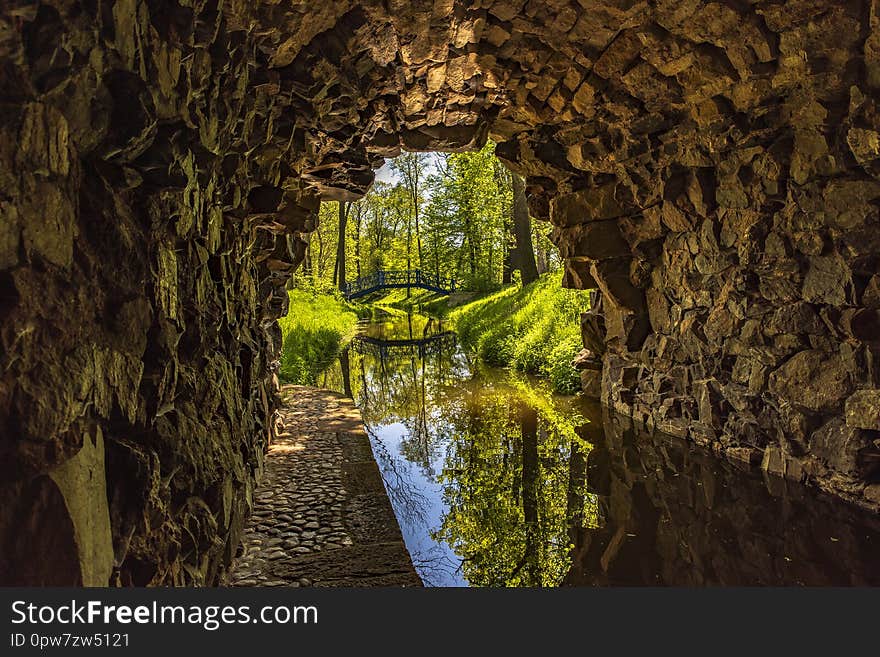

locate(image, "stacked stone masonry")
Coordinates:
1 0 878 584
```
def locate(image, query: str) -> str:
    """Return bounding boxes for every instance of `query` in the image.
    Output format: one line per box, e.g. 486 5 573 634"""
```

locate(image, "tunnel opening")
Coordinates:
2 0 880 585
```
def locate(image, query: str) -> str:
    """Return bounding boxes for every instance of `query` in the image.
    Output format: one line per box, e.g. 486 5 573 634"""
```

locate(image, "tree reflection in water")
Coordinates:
434 386 591 587
322 311 592 586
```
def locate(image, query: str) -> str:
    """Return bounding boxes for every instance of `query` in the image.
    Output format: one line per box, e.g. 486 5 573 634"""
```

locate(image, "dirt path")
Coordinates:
226 385 421 587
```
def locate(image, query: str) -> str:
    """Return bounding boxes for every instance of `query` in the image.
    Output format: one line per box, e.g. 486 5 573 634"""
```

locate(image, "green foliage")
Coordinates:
450 271 590 394
278 290 359 385
423 142 510 290
435 378 592 586
547 334 584 394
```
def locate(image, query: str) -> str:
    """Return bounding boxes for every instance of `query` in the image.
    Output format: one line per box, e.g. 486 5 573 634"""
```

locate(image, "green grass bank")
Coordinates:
278 289 360 385
449 272 590 394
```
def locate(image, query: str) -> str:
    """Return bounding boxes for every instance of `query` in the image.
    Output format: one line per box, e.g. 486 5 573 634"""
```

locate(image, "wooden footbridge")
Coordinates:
342 270 456 300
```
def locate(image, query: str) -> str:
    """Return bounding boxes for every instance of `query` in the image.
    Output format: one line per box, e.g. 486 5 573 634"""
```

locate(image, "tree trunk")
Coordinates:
536 241 549 275
295 233 312 289
353 204 362 278
334 201 349 291
315 225 325 282
511 174 539 285
502 250 513 285
502 218 515 285
413 195 423 271
405 207 412 298
520 403 540 585
434 228 441 279
302 234 312 275
354 206 364 278
339 347 352 398
396 154 424 270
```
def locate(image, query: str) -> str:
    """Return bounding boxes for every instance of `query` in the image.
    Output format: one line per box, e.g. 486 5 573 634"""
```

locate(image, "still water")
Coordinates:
319 311 880 586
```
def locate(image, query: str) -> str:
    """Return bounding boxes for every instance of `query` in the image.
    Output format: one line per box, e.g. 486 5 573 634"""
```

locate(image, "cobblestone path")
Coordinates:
226 385 421 587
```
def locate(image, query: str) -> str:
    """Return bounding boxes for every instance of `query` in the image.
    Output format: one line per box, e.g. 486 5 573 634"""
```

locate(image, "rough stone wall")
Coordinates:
546 1 880 508
0 1 300 585
1 0 879 584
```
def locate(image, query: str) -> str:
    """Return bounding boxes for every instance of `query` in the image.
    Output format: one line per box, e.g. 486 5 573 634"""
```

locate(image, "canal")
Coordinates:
317 311 880 586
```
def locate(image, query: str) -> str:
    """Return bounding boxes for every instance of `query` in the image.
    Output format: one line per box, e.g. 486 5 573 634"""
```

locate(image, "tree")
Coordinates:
333 201 349 290
493 161 515 285
351 200 364 278
297 141 560 294
391 152 429 270
511 173 539 285
304 201 340 289
423 142 509 290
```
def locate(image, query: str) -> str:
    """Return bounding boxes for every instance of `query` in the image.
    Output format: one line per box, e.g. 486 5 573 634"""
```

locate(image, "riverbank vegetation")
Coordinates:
449 271 589 394
278 290 360 384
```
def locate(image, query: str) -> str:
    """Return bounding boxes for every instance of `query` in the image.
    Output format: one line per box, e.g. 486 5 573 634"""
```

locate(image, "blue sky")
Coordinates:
373 155 442 187
374 160 399 184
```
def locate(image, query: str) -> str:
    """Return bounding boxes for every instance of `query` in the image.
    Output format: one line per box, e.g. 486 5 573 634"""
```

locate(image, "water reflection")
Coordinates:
435 388 589 586
320 311 880 587
568 407 880 586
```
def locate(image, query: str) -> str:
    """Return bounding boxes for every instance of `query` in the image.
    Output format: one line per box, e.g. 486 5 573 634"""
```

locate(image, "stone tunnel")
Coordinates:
1 0 879 585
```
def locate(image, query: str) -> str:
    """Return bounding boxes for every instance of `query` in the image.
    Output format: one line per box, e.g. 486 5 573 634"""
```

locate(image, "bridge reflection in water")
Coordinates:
322 313 880 587
350 331 458 360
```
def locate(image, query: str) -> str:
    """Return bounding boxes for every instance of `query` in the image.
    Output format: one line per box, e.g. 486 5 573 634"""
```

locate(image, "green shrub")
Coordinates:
478 324 517 365
545 334 584 394
450 271 590 394
278 289 359 384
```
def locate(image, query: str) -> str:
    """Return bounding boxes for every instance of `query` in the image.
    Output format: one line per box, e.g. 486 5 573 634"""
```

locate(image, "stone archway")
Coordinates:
1 0 879 585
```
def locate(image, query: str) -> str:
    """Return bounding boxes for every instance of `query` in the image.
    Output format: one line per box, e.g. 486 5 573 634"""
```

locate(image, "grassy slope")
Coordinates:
278 289 360 385
368 287 455 317
371 286 484 317
449 271 590 394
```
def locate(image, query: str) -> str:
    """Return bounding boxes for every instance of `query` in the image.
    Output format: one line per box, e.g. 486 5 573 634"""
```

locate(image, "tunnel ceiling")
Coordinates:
1 0 879 585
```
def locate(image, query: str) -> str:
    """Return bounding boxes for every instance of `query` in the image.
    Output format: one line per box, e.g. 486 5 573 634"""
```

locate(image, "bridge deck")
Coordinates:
343 269 456 300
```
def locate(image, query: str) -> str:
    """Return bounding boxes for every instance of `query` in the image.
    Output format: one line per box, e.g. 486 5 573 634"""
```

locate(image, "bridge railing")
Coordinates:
343 269 456 298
